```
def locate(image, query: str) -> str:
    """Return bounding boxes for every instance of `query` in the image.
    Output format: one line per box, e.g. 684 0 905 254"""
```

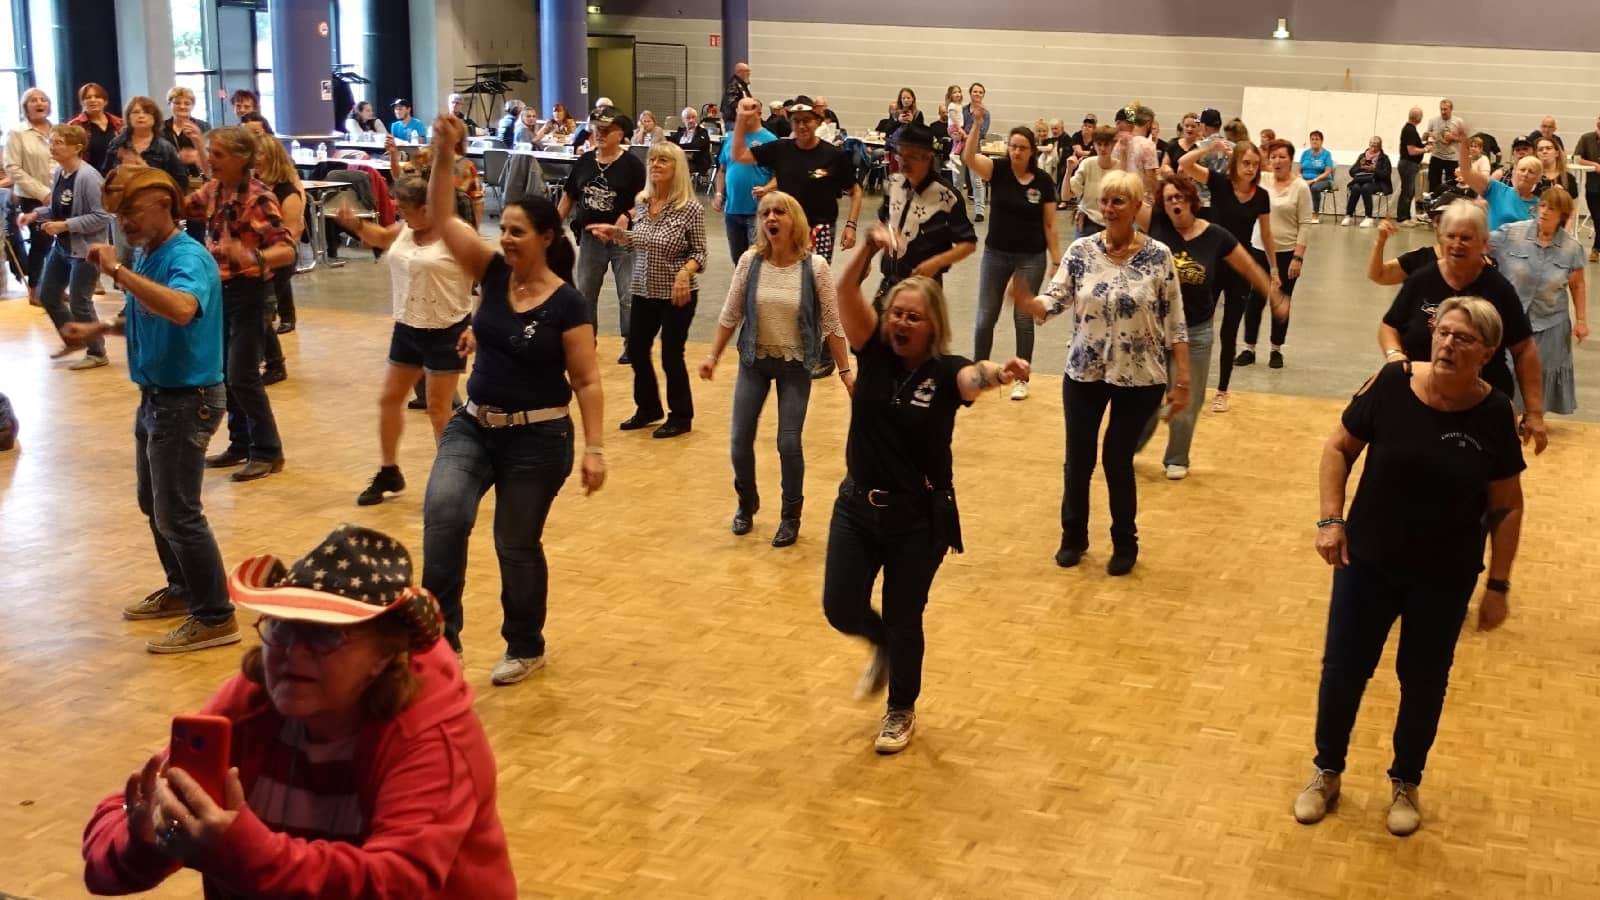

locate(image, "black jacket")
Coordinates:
671 125 712 173
1350 151 1394 194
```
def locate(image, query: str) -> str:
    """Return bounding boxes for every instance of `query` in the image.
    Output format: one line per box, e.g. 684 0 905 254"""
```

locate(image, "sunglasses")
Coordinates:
254 617 352 655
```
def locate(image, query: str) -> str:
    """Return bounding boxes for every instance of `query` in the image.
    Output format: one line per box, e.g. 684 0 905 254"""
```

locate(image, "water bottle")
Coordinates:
290 139 302 162
316 142 328 160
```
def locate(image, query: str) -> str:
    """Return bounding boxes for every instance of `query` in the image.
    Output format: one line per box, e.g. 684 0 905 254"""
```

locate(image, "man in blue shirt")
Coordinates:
59 167 239 655
1300 130 1336 222
389 98 428 143
713 119 776 263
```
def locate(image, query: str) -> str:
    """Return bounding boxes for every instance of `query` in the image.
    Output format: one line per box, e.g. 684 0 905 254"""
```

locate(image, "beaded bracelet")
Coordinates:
1316 517 1346 528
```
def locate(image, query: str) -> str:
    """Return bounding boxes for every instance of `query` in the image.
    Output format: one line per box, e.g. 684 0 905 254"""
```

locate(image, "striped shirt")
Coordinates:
245 719 365 844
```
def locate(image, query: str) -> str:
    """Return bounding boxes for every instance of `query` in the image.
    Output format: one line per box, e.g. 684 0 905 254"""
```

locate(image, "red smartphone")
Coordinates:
169 715 233 805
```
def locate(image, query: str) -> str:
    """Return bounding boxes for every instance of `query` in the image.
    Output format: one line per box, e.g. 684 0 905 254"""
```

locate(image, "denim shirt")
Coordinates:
1490 220 1585 332
737 254 823 370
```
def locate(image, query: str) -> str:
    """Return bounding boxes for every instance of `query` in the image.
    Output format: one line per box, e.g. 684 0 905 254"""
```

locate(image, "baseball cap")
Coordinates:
1082 114 1097 125
1199 108 1223 128
391 97 411 109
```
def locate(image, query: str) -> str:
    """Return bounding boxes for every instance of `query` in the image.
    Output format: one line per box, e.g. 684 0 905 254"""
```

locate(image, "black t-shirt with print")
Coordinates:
467 254 592 411
752 139 854 229
846 333 973 493
1382 262 1531 398
1342 361 1524 575
50 170 78 222
986 163 1056 254
1148 208 1239 326
562 151 648 232
1198 174 1268 245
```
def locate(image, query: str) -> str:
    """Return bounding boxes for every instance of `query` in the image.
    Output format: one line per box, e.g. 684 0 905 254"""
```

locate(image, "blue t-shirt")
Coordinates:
1483 179 1537 231
719 128 776 216
1299 148 1333 181
125 232 224 388
390 117 428 143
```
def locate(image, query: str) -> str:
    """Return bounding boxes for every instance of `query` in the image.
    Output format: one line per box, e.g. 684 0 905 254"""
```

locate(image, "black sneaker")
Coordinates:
1107 545 1138 576
1055 537 1087 568
407 397 427 410
357 467 406 506
617 350 631 365
1233 349 1256 367
261 366 287 386
275 321 296 334
1269 350 1284 369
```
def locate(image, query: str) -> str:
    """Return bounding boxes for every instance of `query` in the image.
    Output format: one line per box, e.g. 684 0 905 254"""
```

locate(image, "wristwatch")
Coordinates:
1486 577 1510 593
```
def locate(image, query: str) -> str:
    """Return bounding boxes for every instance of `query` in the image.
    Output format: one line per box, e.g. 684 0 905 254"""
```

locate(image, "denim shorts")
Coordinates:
390 317 470 372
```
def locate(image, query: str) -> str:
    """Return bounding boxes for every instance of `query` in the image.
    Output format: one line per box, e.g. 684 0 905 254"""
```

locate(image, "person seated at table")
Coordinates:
513 107 541 146
764 100 791 138
82 524 518 898
447 93 482 135
344 101 383 140
496 100 523 147
672 106 713 175
390 98 428 143
634 110 666 147
534 103 577 145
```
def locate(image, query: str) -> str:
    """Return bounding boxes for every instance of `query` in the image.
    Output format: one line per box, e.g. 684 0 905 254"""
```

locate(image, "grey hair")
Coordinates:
1437 199 1488 241
681 106 697 121
1434 296 1503 351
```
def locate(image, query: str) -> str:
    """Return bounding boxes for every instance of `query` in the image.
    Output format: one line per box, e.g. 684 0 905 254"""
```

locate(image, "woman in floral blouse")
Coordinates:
1017 170 1189 576
587 141 707 439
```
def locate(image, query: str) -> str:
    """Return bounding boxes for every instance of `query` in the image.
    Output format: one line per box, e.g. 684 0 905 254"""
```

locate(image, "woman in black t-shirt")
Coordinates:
1296 297 1524 837
821 224 1029 756
1179 140 1278 411
419 115 607 686
964 126 1060 400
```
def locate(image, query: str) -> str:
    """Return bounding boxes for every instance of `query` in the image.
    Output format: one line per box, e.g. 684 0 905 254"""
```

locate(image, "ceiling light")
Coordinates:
1272 17 1290 39
586 4 601 13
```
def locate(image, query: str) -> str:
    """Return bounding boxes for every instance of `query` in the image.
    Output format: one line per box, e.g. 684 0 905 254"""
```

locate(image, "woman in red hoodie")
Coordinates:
82 524 517 898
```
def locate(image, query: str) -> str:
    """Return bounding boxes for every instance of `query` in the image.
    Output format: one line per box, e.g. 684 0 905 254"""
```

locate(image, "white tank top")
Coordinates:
386 225 475 329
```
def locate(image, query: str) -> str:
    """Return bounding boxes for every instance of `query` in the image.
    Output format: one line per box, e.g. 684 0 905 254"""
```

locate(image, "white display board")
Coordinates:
1374 94 1443 145
1239 87 1309 148
1314 92 1379 154
1242 87 1442 157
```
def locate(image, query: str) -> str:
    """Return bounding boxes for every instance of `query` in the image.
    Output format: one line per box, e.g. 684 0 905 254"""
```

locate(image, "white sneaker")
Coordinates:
1359 218 1374 228
1309 216 1321 224
1165 464 1188 480
1386 778 1422 836
1009 380 1029 401
1340 217 1354 226
1211 391 1230 413
490 654 545 686
874 708 916 754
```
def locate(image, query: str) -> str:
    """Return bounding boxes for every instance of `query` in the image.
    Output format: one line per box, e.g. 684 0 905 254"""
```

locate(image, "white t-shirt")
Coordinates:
386 225 475 329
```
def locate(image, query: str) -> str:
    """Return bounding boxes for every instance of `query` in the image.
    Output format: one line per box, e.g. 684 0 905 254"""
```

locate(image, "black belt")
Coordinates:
141 383 222 396
840 478 926 508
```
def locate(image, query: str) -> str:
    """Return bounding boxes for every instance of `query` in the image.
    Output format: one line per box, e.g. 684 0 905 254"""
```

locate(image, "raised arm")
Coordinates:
335 201 403 250
955 357 1030 402
730 99 760 165
1178 144 1217 185
1458 152 1491 195
836 225 887 349
1366 219 1409 285
427 115 495 280
961 117 994 180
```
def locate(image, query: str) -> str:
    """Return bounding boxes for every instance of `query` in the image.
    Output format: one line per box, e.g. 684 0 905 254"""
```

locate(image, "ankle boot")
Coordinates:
772 497 803 547
732 482 759 535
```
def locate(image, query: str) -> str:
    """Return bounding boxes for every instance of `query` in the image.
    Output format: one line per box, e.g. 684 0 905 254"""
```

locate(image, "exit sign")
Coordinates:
709 33 720 47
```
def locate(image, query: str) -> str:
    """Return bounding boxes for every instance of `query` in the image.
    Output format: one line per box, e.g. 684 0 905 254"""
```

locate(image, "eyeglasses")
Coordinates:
254 617 352 655
1432 326 1483 348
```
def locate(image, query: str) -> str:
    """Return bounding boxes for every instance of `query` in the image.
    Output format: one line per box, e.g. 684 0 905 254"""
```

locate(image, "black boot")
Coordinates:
1107 542 1139 576
732 482 759 535
772 497 803 547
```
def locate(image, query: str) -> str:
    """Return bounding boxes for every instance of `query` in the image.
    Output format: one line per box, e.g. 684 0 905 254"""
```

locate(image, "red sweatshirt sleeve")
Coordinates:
199 733 480 898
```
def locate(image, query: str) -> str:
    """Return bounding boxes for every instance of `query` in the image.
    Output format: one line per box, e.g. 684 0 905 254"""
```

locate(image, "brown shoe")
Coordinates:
122 587 190 621
232 458 286 482
146 615 241 654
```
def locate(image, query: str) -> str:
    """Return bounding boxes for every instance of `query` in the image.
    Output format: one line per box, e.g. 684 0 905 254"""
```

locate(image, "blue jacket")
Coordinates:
736 253 824 370
33 163 112 258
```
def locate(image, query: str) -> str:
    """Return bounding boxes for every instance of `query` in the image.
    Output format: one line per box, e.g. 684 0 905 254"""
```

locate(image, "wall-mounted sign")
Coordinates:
320 80 333 101
579 77 589 95
318 21 330 37
709 33 720 48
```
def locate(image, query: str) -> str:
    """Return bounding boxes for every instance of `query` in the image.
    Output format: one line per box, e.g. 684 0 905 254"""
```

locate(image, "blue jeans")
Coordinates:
422 413 574 658
972 247 1046 362
724 213 755 264
135 385 231 624
1135 319 1214 468
730 356 812 502
1308 179 1332 215
575 231 633 339
221 279 283 460
38 242 105 357
821 482 945 711
1313 559 1475 785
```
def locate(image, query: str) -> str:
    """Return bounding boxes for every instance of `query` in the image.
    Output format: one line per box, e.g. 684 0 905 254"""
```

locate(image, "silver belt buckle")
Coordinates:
866 489 889 508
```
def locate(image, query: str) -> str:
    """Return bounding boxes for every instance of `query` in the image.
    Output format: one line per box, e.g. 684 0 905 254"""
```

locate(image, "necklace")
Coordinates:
891 360 930 406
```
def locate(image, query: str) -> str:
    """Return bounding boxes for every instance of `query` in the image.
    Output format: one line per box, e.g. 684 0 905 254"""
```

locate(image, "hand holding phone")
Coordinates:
169 715 232 805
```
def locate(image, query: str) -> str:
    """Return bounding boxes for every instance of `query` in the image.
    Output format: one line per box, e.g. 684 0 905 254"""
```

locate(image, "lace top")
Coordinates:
717 253 843 361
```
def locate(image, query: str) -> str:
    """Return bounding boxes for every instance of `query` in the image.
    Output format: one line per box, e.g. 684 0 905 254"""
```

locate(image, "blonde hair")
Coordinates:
166 86 195 105
1514 155 1543 178
1434 296 1503 351
1100 170 1146 205
878 276 953 357
753 191 810 259
207 125 259 169
639 142 694 210
253 137 303 191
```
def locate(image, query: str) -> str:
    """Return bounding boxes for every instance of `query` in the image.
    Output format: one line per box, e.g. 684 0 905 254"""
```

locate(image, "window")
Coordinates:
172 0 220 123
0 0 32 126
335 0 367 98
254 7 274 125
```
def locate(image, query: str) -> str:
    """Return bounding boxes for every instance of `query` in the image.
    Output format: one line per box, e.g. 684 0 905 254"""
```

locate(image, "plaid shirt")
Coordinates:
625 198 707 299
183 176 292 281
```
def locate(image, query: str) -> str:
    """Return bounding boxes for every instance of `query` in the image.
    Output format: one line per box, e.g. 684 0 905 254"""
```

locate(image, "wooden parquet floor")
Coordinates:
2 295 1600 899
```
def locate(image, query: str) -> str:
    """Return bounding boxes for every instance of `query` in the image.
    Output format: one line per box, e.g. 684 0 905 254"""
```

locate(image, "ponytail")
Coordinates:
547 232 576 285
511 196 577 285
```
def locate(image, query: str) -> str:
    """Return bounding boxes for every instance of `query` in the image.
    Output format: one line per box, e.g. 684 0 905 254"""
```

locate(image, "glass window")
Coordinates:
0 0 30 125
336 0 366 92
254 8 274 126
172 0 221 124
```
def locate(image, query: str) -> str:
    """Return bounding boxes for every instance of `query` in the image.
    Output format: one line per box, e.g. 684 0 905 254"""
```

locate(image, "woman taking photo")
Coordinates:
823 223 1028 755
587 142 707 439
1018 170 1189 576
1380 200 1547 452
1240 138 1313 370
83 525 517 896
1179 139 1277 412
1134 173 1279 479
420 114 606 686
1339 137 1392 227
6 88 57 303
965 125 1059 400
1490 187 1588 414
106 96 189 189
66 82 122 172
1296 298 1524 837
337 176 475 505
251 138 305 381
698 191 852 546
20 125 112 369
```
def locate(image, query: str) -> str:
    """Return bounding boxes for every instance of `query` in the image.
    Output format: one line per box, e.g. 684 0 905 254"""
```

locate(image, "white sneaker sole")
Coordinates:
146 630 242 654
491 655 546 685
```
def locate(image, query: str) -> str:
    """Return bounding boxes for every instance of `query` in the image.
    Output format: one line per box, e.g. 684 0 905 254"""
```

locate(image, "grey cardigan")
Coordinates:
33 163 112 258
